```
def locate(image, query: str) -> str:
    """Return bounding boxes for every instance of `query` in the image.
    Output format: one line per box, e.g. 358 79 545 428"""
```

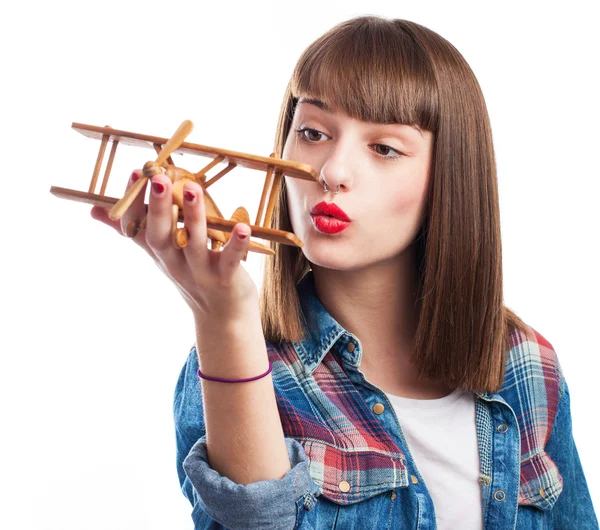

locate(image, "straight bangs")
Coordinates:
290 18 438 132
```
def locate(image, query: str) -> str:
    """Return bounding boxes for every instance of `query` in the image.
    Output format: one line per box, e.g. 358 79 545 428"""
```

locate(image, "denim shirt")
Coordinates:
174 272 598 529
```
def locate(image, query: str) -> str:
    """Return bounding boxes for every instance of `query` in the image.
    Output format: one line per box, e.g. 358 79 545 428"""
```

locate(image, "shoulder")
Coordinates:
499 323 564 450
266 339 302 369
265 339 314 399
501 323 564 401
501 325 572 509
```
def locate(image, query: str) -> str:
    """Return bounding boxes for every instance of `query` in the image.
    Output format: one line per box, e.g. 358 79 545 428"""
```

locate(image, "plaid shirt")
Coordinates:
174 272 598 529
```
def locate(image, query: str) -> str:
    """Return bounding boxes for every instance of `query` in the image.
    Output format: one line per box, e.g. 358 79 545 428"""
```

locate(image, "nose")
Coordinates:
318 141 354 194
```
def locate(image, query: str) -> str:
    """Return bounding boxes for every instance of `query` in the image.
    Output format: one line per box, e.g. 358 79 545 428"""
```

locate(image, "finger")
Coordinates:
90 206 124 235
120 170 148 237
218 222 252 280
180 181 208 267
145 173 179 259
90 202 156 258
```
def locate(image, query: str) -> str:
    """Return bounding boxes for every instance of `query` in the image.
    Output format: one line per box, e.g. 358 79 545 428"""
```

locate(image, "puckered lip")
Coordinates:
310 201 351 222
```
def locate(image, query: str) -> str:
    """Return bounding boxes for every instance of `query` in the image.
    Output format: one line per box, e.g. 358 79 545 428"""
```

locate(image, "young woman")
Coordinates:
93 16 597 530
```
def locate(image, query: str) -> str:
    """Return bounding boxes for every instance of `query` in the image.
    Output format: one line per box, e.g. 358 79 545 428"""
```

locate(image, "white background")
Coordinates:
1 0 598 528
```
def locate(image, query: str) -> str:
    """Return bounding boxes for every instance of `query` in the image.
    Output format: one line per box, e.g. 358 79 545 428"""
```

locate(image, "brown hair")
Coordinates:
259 16 529 393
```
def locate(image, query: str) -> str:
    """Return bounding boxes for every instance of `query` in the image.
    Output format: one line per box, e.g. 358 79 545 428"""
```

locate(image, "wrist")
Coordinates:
193 311 268 380
193 308 262 341
197 361 273 383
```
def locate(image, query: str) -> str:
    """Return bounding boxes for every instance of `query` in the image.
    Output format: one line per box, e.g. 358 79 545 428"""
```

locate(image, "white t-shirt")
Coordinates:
385 388 483 530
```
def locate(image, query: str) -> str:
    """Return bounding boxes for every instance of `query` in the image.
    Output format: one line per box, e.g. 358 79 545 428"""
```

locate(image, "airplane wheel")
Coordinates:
174 227 188 248
126 219 140 238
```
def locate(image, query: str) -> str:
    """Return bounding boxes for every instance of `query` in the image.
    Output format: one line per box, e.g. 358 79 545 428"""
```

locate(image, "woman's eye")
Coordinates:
295 127 329 142
371 144 404 159
294 129 403 160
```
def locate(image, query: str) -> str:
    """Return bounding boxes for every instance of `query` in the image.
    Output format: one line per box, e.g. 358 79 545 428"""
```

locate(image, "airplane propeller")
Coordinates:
108 120 194 221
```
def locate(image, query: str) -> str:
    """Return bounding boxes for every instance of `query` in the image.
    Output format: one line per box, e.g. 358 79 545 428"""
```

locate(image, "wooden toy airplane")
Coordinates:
50 120 319 256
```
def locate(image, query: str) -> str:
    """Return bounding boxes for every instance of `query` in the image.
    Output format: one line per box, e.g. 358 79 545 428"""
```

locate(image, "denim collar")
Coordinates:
292 271 363 374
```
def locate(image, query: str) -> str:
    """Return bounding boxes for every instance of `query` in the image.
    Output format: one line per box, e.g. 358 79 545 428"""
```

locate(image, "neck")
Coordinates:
311 245 420 353
311 246 456 398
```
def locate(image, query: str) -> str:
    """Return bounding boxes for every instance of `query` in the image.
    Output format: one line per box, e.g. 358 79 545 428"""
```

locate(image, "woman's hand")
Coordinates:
90 170 258 323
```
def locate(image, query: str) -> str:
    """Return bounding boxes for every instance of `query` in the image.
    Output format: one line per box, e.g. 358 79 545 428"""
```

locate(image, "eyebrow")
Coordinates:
297 97 332 112
376 122 424 139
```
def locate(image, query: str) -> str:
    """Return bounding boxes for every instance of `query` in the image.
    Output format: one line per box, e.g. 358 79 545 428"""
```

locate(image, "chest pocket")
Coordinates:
518 450 563 510
295 438 408 506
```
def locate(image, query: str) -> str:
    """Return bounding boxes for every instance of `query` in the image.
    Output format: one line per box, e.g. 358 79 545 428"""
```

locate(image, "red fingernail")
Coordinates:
184 191 195 203
238 232 248 240
152 182 165 195
131 172 140 182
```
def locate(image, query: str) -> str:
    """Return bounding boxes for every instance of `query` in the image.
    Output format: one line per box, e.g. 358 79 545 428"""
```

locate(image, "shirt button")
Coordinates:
494 490 506 502
411 475 419 485
373 403 385 415
497 423 508 433
339 480 351 492
391 490 397 500
347 342 355 353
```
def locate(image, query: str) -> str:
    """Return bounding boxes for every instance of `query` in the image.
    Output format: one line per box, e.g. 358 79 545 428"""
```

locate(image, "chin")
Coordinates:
309 257 355 272
303 232 416 273
301 237 366 272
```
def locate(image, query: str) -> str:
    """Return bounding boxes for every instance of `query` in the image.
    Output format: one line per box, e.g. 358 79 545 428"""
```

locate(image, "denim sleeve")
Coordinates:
545 374 599 528
174 347 321 530
183 436 320 529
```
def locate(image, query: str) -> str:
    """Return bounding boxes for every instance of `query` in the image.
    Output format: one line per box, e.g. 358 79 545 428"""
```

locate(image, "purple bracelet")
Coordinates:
197 362 273 383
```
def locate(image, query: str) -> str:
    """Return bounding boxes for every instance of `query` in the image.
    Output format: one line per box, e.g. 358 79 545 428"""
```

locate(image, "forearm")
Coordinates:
194 311 291 486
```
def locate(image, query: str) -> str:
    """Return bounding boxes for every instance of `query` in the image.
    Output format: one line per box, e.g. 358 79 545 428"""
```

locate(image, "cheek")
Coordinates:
388 178 428 214
284 179 298 211
282 130 299 161
284 180 308 224
377 175 429 239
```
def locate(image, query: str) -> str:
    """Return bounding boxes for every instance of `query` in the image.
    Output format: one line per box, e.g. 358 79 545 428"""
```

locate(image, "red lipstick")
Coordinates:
310 201 351 234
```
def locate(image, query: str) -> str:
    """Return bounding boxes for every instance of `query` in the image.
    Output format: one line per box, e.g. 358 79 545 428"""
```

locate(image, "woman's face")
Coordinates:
282 98 434 271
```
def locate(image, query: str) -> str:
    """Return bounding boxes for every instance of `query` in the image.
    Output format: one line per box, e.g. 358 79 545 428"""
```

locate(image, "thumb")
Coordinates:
91 206 124 235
